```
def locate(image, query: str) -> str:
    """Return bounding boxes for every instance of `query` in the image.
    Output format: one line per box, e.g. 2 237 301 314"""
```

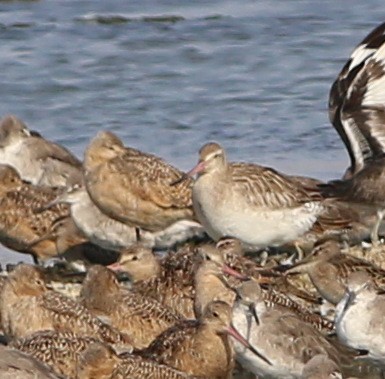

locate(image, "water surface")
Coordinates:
0 0 384 264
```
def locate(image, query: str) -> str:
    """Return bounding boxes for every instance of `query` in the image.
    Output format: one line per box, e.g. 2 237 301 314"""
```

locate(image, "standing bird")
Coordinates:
0 115 82 187
83 131 194 234
185 142 335 249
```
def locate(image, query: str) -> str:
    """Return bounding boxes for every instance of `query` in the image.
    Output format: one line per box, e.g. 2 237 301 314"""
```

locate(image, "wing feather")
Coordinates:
229 163 314 209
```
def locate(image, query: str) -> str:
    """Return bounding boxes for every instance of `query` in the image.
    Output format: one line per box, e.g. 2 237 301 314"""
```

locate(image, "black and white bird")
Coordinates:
329 22 385 179
320 22 385 243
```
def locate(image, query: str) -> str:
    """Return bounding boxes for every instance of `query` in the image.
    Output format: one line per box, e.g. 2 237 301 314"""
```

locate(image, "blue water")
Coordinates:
0 0 384 263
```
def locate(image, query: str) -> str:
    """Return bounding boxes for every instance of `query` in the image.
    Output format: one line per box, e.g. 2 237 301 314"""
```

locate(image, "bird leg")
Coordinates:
371 209 385 245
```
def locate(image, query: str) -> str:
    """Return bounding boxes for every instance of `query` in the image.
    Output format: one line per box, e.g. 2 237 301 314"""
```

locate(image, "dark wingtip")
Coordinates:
170 173 188 186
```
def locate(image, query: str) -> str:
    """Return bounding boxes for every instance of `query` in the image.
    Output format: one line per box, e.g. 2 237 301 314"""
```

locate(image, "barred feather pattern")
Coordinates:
118 353 201 379
229 163 314 209
140 302 235 379
11 330 99 378
0 180 69 258
80 265 181 349
84 133 194 231
40 291 127 345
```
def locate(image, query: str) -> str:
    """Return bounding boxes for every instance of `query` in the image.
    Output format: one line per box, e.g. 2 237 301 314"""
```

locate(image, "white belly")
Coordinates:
335 296 385 360
0 141 42 184
232 305 302 378
71 202 139 250
193 183 321 248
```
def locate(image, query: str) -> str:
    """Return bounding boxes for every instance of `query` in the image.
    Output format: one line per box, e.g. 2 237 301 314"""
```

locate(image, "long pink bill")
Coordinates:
107 262 123 272
227 324 272 366
222 265 248 281
185 160 206 177
170 161 206 186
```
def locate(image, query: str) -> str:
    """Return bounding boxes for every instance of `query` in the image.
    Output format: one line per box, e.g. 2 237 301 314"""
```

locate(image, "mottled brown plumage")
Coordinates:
286 239 385 304
77 342 202 379
141 301 240 379
11 330 99 378
213 241 317 303
109 245 198 319
199 244 333 332
0 165 70 262
193 246 238 318
84 131 194 232
80 265 180 349
0 264 129 346
110 244 244 320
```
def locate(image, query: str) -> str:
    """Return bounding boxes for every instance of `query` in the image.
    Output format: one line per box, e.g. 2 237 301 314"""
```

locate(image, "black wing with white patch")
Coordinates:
329 22 385 176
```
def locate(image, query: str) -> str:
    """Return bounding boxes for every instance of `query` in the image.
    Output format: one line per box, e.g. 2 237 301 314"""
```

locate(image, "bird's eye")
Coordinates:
131 256 138 261
212 311 219 318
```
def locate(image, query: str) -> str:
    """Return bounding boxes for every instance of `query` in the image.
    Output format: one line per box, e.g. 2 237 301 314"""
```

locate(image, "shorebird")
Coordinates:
109 243 246 319
193 245 245 317
0 345 63 379
285 240 385 304
320 156 385 244
301 354 343 379
10 330 99 378
83 130 194 232
44 185 203 251
108 244 199 319
80 264 181 349
77 342 202 379
232 280 341 378
198 243 332 332
0 115 82 187
0 264 130 347
319 21 385 244
185 142 354 250
328 22 385 179
335 271 385 363
0 164 70 262
142 300 270 379
26 215 120 265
